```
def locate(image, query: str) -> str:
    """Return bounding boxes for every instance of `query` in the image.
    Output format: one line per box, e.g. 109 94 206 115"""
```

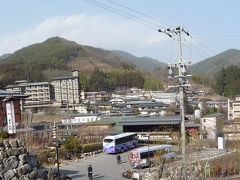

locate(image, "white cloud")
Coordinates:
0 14 171 60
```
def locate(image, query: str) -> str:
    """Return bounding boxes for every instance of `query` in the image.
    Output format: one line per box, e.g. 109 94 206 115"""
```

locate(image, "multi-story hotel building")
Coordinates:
5 81 54 111
52 70 80 108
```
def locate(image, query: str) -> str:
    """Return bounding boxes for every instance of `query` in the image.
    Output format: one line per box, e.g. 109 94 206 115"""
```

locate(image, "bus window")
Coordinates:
104 139 113 143
140 151 154 159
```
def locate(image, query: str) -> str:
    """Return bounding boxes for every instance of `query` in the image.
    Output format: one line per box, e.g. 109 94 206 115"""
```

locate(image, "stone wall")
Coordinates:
0 139 37 180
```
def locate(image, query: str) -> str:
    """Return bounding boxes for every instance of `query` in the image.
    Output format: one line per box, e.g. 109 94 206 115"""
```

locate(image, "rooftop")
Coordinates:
53 76 78 80
117 116 181 126
203 113 225 118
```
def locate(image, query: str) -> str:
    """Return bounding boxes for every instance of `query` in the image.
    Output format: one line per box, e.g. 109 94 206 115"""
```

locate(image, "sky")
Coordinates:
1 0 240 64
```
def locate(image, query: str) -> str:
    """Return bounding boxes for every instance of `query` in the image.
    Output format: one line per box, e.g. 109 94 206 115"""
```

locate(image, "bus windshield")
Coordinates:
104 139 113 143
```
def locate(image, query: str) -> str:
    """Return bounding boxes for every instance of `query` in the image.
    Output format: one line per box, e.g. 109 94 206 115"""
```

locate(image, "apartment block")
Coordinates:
52 70 80 108
228 96 240 120
5 81 54 111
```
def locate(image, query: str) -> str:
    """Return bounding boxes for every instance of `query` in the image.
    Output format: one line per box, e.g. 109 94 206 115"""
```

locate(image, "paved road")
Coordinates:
60 152 132 180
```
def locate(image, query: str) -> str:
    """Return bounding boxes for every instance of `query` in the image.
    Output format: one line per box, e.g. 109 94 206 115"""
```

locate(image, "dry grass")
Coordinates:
21 112 70 123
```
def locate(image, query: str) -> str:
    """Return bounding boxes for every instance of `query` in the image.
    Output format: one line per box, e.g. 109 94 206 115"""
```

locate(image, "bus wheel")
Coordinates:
132 144 135 148
121 148 124 153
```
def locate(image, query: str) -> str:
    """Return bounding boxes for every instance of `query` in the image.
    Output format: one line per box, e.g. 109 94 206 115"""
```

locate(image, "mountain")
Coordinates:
2 37 135 71
191 49 240 79
112 50 167 71
0 37 166 88
0 54 10 61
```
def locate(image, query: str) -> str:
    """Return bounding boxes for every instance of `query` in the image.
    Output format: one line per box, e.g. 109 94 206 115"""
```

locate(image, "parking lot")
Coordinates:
61 152 133 180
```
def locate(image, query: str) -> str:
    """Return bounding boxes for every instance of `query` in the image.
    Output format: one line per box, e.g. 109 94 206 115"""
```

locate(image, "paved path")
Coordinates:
60 152 132 180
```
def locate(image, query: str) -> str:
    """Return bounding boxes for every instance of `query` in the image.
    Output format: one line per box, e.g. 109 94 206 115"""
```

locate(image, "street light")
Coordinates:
146 133 150 173
52 124 61 180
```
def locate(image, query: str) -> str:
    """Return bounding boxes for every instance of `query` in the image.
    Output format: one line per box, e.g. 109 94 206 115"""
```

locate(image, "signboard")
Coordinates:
218 136 225 149
6 101 16 134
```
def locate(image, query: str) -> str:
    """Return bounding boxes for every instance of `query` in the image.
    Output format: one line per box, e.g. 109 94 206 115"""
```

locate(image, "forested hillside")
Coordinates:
0 37 165 91
112 50 167 71
215 65 240 98
191 49 240 79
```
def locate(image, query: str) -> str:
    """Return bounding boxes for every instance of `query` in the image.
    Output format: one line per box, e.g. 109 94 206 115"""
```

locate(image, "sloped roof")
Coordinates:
117 116 181 126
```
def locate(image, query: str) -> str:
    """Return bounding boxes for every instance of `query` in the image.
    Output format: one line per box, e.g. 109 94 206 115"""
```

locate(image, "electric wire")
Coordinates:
106 0 173 28
83 0 166 30
83 0 220 62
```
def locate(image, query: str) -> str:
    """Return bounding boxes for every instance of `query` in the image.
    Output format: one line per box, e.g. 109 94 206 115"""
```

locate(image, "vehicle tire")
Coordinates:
132 144 135 148
121 148 124 153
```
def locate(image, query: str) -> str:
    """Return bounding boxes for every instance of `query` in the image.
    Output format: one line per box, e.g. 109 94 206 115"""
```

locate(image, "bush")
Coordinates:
38 149 53 166
63 135 82 154
82 142 102 153
0 131 9 139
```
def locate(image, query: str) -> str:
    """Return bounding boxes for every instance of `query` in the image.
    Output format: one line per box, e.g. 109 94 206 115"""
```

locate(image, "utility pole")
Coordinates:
158 27 191 166
52 123 60 180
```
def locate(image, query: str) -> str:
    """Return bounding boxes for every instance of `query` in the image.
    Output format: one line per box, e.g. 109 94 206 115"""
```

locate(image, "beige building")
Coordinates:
201 113 225 139
52 70 80 108
223 120 240 140
228 96 240 120
5 81 54 111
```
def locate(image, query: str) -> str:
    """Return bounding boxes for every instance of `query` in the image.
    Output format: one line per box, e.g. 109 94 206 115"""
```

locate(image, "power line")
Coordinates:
83 0 163 30
106 0 172 28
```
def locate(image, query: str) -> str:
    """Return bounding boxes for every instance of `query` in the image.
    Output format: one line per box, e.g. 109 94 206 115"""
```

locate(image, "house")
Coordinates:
109 98 125 104
74 104 88 113
0 90 27 134
125 100 153 108
185 122 200 139
201 113 225 139
222 120 240 140
207 100 227 109
81 91 110 102
151 92 177 104
52 70 80 108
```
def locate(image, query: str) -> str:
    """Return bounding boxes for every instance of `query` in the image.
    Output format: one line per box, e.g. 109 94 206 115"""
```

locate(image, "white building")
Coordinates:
74 104 88 113
61 113 100 124
201 113 225 139
151 92 177 104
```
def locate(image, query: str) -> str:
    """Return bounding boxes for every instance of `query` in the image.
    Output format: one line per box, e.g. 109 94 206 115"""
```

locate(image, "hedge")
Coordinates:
0 131 9 139
82 142 103 153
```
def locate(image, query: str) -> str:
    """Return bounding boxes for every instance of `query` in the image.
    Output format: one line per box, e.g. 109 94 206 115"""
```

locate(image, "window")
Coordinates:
140 151 155 159
115 134 137 145
104 139 113 143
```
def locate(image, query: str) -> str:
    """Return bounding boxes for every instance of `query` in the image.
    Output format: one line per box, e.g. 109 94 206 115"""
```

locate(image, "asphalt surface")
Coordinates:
60 152 132 180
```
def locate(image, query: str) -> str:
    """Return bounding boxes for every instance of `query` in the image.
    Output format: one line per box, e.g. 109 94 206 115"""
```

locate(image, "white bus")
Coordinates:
103 133 138 154
129 145 176 168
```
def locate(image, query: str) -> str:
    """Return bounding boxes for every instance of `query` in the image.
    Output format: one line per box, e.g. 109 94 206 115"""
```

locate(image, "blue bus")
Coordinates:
103 133 138 154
